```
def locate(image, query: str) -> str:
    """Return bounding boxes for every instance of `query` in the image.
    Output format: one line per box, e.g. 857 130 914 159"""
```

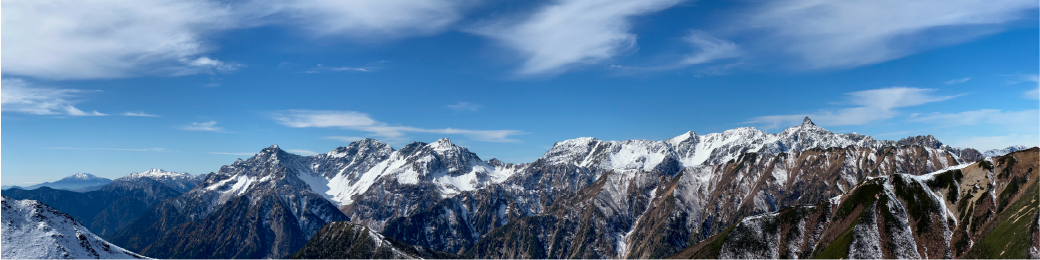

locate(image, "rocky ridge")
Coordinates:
670 148 1039 259
1 196 147 259
103 117 1031 258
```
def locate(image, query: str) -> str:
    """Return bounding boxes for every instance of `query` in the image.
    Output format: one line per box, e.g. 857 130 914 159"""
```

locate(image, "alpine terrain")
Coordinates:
671 148 1039 259
1 196 147 259
2 169 204 239
11 117 1036 259
95 118 1023 260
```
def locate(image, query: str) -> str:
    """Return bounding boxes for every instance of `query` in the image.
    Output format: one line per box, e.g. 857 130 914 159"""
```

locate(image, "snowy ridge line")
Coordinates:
207 117 1003 209
1 196 149 259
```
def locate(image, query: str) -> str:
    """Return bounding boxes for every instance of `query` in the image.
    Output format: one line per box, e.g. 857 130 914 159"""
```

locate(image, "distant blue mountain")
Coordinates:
6 173 112 192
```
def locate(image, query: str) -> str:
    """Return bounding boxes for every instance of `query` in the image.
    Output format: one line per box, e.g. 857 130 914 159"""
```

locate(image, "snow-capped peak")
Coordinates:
431 138 455 151
117 169 195 181
981 145 1029 157
666 131 698 146
61 173 102 181
141 169 189 177
801 116 816 127
326 139 513 206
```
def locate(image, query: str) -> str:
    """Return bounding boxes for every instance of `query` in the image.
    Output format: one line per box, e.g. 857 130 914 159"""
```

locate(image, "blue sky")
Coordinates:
2 0 1038 185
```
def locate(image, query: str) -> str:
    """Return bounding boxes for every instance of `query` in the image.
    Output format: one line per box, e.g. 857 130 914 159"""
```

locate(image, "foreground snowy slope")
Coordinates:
1 196 147 259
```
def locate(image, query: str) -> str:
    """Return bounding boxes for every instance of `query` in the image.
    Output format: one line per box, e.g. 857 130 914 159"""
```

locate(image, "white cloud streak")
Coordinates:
51 147 167 152
303 64 373 74
2 0 240 79
271 109 525 142
745 87 957 129
286 149 319 156
447 102 481 112
3 0 470 80
122 112 159 117
908 109 1040 129
1 79 106 116
185 57 243 73
251 0 471 39
944 77 972 84
740 0 1038 69
1008 73 1040 99
181 121 225 132
325 136 368 142
472 0 683 75
208 152 258 156
680 31 740 65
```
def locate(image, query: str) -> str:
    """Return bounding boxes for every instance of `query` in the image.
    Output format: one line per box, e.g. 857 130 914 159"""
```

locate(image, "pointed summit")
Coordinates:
666 131 699 146
431 138 455 150
801 116 816 127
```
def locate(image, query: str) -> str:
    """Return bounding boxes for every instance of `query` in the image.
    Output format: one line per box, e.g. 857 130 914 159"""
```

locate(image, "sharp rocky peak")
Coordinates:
667 131 699 145
326 138 394 158
895 135 944 149
801 116 816 127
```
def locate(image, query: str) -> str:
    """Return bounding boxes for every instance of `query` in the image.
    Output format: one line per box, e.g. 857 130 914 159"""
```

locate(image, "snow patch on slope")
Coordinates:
1 196 147 259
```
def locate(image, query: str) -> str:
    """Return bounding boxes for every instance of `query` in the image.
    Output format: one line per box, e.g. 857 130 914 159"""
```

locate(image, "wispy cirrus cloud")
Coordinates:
325 136 368 142
679 30 740 66
944 77 972 84
472 0 683 75
447 102 481 112
1006 73 1039 99
287 149 319 156
122 111 159 117
181 121 225 132
254 0 472 39
1 79 105 116
3 0 471 80
208 152 257 156
271 109 525 142
2 1 241 79
303 64 374 74
737 0 1038 69
50 147 168 152
908 109 1039 129
745 87 958 129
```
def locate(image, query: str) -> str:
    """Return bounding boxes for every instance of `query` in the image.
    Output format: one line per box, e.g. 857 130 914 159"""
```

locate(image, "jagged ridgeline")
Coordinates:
670 148 1039 259
1 169 203 239
92 117 1031 258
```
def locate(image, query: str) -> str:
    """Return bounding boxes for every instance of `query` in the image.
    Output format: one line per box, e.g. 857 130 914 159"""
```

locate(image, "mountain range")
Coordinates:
2 169 204 239
671 148 1038 259
2 117 1036 259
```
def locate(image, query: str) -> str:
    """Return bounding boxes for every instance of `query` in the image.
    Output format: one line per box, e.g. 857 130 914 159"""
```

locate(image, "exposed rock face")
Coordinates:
292 221 455 259
671 148 1040 259
334 121 978 258
114 169 203 194
1 196 146 259
109 145 349 259
457 143 964 259
98 118 1028 259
